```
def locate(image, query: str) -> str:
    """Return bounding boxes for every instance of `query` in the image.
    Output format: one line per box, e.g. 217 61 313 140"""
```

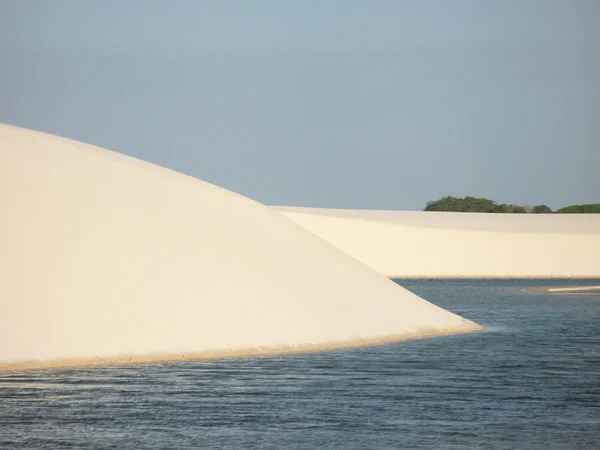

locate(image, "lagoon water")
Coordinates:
1 279 599 449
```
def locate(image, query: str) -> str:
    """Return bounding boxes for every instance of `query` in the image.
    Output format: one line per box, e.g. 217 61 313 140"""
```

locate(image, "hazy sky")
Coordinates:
1 1 599 210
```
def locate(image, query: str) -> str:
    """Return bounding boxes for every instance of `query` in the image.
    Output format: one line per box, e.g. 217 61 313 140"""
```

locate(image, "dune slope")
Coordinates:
0 124 480 371
275 207 600 278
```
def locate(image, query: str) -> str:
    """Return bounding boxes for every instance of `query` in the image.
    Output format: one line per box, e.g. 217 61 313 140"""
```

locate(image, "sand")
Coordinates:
524 286 600 294
0 124 481 372
275 207 600 279
0 326 482 373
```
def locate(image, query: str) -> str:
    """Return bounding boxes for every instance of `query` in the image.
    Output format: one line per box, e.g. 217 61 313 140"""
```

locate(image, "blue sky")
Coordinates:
1 1 598 210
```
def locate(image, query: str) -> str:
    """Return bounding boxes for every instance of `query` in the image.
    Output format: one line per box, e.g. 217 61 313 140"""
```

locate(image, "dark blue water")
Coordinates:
1 279 599 449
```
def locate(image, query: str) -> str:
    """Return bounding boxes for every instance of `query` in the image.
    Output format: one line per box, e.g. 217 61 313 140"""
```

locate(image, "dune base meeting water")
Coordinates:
1 279 598 449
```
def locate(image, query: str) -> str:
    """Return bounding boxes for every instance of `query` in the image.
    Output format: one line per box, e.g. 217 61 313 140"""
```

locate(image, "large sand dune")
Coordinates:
0 124 480 371
275 207 600 278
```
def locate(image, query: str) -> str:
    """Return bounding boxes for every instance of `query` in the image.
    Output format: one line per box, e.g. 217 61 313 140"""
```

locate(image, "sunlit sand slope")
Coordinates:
0 124 480 371
275 207 600 278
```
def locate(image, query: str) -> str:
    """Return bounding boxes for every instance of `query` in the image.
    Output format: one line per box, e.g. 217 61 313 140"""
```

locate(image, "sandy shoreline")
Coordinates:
0 324 483 373
523 286 600 294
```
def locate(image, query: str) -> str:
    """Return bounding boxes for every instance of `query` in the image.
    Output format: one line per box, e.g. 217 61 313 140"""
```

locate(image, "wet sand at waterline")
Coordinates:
0 325 483 373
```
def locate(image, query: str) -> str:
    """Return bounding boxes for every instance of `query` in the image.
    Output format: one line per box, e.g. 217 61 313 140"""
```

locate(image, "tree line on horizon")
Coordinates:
424 196 600 214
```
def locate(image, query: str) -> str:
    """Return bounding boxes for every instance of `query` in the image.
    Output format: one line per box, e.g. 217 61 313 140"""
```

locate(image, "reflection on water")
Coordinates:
1 279 599 449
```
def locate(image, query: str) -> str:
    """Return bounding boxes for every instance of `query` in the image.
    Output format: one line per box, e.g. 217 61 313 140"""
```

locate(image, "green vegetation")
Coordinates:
424 197 599 214
424 196 527 213
555 204 600 214
531 204 553 214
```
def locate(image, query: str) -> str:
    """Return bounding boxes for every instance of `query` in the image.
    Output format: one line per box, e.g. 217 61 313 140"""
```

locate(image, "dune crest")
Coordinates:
0 124 480 371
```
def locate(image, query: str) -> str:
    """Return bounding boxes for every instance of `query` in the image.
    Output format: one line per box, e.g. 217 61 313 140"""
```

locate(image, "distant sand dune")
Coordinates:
0 124 480 371
275 207 600 278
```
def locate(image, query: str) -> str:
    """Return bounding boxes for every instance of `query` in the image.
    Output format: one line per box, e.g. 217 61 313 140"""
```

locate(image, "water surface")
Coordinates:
1 279 599 448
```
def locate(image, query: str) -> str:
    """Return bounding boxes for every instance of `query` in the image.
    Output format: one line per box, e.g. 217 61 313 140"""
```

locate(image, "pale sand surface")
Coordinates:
0 124 481 371
524 286 600 294
275 207 600 279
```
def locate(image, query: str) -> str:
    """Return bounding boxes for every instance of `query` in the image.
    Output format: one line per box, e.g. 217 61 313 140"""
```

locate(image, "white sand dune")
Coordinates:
275 207 600 278
0 124 480 371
